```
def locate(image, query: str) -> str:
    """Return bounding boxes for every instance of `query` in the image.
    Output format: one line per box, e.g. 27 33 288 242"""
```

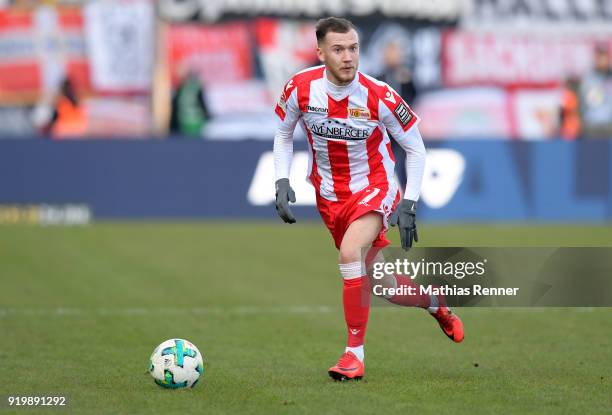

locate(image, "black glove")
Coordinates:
390 199 418 251
275 178 296 224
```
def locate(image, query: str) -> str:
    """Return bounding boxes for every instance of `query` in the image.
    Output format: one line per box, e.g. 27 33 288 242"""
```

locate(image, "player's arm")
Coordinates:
273 80 301 224
379 88 426 250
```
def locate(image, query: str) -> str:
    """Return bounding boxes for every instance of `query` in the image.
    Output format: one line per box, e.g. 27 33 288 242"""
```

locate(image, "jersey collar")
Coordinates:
324 69 359 101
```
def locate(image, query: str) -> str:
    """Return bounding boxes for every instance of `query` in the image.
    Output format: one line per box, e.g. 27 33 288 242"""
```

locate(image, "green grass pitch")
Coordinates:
0 222 611 414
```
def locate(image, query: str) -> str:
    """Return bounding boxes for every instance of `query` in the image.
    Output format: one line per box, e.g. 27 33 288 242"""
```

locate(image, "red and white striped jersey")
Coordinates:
274 65 424 202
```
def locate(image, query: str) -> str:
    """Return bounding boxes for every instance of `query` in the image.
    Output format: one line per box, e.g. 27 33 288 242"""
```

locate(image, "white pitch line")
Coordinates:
0 306 601 318
0 305 348 318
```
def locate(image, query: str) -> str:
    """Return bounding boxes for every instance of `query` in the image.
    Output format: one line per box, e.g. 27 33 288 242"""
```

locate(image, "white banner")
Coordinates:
159 0 462 22
415 87 512 139
511 89 562 140
461 0 612 33
84 0 154 91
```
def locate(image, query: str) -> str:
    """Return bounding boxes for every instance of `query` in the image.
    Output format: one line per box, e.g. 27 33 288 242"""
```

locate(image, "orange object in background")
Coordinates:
51 95 87 138
560 82 581 140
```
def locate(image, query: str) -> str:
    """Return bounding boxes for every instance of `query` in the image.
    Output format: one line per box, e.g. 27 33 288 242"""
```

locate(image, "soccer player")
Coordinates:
273 17 463 381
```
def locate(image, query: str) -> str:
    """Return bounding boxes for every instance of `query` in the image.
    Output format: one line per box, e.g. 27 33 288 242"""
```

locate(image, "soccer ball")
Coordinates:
148 339 204 389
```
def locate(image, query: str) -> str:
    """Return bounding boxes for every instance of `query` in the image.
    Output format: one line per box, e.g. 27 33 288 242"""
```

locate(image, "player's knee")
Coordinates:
338 243 362 264
339 212 383 263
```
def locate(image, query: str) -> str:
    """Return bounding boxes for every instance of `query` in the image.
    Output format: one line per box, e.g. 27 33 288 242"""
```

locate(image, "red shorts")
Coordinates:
316 184 401 250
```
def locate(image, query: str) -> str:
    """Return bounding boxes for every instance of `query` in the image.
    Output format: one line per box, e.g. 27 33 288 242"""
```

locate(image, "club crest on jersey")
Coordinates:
394 102 413 126
348 107 371 120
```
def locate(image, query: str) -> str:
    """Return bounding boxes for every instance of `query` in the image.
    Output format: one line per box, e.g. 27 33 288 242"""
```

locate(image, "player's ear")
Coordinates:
316 46 325 63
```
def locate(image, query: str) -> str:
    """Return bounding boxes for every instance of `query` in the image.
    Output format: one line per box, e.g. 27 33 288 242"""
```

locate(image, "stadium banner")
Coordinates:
442 30 612 87
254 18 319 101
460 0 612 33
83 97 152 137
415 87 564 140
0 140 610 221
158 0 461 22
0 6 89 104
84 0 154 92
415 87 512 139
166 21 253 87
510 89 562 140
367 247 612 307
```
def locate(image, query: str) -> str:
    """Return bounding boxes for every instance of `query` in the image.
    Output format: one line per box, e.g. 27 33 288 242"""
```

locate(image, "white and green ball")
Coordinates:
149 339 204 389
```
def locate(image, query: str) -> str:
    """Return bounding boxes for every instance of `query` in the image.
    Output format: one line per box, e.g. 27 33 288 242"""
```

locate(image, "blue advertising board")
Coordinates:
0 139 609 222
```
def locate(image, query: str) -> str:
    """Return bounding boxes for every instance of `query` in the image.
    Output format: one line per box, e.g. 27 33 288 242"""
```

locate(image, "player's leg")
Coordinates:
328 212 382 381
367 247 464 343
367 248 431 308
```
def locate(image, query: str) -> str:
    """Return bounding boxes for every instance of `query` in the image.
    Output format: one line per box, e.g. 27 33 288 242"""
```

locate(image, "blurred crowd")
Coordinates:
0 0 611 141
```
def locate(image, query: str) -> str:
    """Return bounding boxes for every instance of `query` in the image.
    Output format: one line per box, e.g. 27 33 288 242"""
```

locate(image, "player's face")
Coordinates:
317 29 359 86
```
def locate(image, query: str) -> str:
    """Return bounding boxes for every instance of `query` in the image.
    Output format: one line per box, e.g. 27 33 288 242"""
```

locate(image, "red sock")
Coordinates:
387 274 431 308
343 276 370 347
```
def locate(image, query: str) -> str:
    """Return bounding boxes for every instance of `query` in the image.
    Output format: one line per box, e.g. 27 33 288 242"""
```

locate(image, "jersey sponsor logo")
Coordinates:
306 105 328 113
348 107 371 119
308 121 371 141
394 102 413 126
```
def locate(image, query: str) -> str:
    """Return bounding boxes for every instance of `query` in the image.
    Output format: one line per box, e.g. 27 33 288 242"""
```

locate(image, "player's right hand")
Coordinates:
275 178 297 224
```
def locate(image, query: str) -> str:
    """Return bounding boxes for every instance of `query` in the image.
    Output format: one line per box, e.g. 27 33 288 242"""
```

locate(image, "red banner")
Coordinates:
0 8 89 104
166 22 253 86
442 30 612 87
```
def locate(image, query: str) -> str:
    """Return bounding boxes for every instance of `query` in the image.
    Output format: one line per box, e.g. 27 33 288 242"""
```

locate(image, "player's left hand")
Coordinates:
390 199 418 251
